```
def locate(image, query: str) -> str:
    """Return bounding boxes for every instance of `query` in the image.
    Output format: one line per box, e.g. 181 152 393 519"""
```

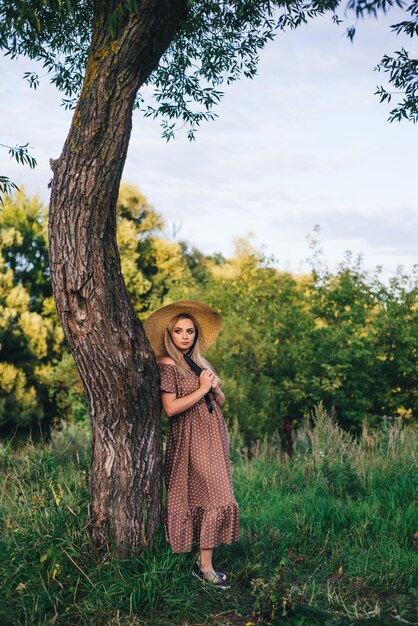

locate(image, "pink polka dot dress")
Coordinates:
158 361 240 554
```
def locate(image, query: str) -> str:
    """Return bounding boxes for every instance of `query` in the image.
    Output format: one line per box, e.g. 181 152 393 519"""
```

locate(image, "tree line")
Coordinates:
1 186 416 442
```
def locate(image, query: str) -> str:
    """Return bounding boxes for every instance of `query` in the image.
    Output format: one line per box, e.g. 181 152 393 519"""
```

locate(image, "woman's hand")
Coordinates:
211 376 220 389
199 369 214 393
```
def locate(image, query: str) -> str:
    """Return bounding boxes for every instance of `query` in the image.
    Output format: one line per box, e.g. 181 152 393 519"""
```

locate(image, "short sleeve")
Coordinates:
158 363 177 394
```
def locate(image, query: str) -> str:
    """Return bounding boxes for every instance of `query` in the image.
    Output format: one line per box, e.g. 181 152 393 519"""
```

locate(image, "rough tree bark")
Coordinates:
48 0 187 555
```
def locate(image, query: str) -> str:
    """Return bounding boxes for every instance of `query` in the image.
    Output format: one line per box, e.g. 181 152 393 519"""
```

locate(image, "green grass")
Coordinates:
0 408 416 625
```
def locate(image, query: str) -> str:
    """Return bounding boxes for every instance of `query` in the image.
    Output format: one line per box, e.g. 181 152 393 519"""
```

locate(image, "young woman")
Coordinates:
143 300 240 589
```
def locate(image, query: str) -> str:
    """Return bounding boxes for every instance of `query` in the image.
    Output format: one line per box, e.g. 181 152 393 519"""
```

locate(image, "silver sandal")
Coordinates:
194 560 227 581
192 564 230 589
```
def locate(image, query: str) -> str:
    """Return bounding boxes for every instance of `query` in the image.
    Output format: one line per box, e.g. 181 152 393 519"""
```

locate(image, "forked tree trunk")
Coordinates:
48 0 187 555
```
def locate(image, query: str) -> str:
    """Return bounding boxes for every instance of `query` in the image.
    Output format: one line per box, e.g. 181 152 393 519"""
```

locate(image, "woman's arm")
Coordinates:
211 384 225 407
162 369 214 417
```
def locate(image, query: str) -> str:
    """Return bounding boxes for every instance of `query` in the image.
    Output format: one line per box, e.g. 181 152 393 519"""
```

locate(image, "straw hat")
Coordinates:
143 299 222 359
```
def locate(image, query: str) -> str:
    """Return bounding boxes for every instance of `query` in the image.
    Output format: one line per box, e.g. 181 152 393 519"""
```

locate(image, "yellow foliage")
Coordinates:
1 188 46 232
52 325 65 352
0 362 39 422
314 318 328 329
0 227 23 247
396 407 414 420
0 306 13 330
41 296 57 317
209 236 261 280
0 362 22 392
5 285 30 312
150 237 189 283
19 311 49 359
0 265 15 300
295 273 312 284
210 261 241 280
365 303 382 323
117 215 138 245
34 364 53 382
117 182 164 232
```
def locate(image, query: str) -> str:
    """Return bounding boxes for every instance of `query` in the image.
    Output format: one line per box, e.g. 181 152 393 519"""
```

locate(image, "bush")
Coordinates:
48 419 91 469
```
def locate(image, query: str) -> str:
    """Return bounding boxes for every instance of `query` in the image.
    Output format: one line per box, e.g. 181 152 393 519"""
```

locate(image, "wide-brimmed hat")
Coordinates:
143 299 221 359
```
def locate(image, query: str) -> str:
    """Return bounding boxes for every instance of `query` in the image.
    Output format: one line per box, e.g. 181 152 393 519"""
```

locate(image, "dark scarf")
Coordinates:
183 336 214 414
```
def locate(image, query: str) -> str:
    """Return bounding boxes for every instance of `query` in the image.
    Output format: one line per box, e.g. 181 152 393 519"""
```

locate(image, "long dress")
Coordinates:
158 361 240 554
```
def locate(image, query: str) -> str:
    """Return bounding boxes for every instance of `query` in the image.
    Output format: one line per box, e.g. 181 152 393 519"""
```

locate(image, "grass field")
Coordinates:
0 405 416 625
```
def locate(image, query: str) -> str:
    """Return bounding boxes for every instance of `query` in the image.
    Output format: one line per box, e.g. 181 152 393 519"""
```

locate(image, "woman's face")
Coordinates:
170 317 196 353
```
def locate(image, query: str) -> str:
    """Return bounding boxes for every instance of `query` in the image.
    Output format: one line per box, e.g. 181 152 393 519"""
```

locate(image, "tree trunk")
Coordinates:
48 0 187 555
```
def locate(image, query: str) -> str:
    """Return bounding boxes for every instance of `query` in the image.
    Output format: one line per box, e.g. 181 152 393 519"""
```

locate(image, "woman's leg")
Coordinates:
197 547 213 572
194 547 228 583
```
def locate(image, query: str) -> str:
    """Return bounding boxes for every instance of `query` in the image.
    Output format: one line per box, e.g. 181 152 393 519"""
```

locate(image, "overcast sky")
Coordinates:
1 8 417 281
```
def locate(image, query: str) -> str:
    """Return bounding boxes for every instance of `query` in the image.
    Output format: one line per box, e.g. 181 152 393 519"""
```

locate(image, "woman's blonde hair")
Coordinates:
163 313 220 382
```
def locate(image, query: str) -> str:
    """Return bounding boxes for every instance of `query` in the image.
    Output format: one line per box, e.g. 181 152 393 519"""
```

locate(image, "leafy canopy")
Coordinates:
1 0 416 202
1 0 417 143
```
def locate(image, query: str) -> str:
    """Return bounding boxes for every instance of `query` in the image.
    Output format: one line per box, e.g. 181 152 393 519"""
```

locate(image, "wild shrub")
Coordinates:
48 419 91 469
310 403 364 497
